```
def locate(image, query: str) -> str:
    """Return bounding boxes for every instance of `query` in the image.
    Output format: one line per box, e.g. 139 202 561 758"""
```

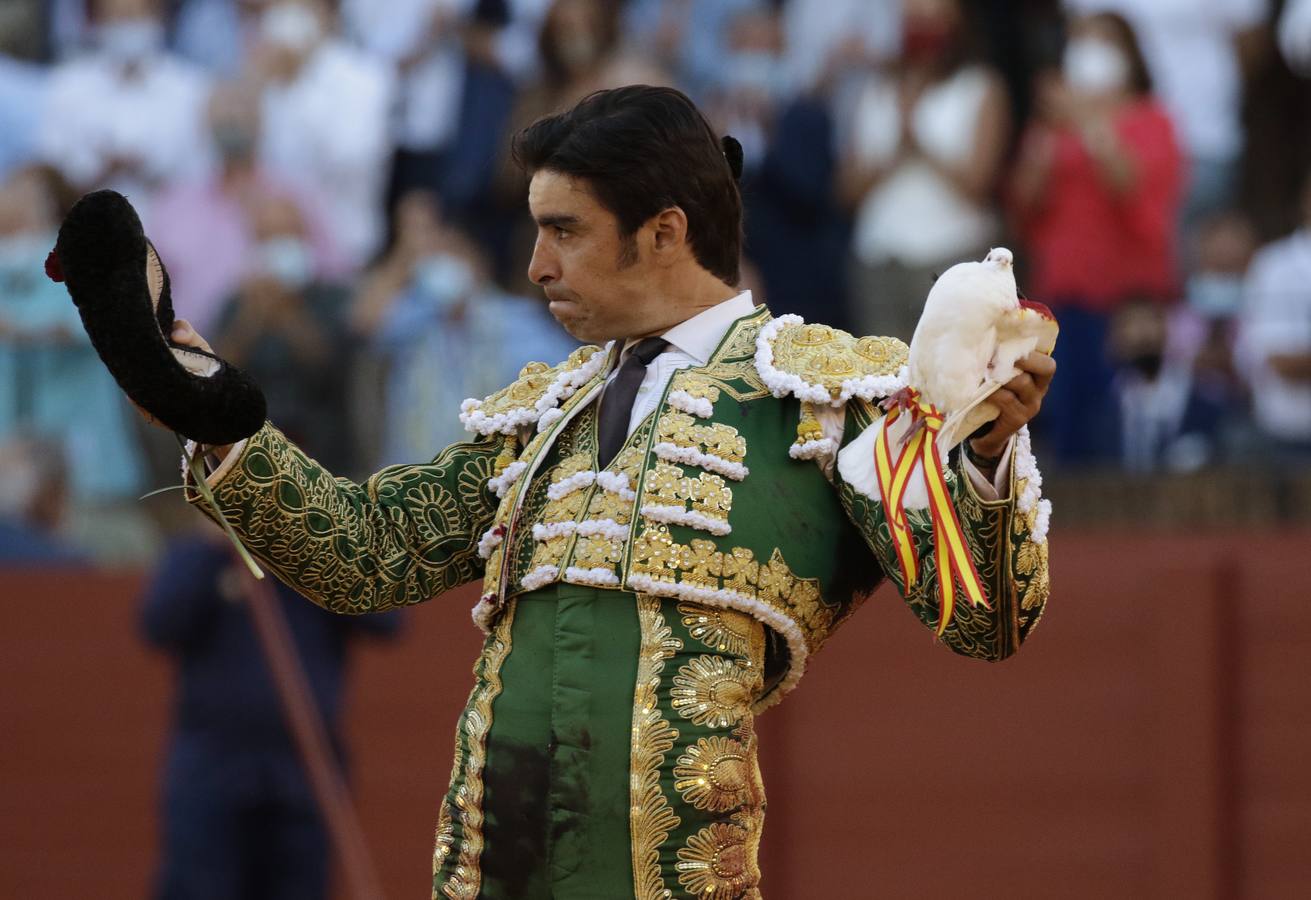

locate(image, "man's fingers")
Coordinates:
989 388 1028 424
171 318 214 355
1016 351 1056 390
1001 371 1037 401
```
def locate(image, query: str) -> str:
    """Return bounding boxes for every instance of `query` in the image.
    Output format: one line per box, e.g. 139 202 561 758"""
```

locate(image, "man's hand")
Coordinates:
131 320 235 462
131 318 211 429
171 318 213 355
969 351 1056 463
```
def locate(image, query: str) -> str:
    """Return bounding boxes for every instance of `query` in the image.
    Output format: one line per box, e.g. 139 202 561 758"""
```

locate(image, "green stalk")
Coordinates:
176 434 265 579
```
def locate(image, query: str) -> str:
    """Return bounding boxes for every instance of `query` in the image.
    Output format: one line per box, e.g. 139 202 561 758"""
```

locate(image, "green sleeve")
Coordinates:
186 422 502 614
834 401 1050 661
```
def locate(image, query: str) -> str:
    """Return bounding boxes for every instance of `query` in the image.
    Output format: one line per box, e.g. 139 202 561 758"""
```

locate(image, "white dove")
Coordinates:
908 247 1057 454
838 247 1056 508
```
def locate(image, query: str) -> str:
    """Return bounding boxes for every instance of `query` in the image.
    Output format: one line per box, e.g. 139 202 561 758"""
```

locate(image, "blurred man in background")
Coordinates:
1239 169 1311 462
348 189 575 468
149 81 341 336
248 0 393 270
211 193 354 474
38 0 213 220
141 526 402 900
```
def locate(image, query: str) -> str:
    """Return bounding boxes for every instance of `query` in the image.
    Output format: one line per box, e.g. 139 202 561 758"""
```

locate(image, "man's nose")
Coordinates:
528 238 558 286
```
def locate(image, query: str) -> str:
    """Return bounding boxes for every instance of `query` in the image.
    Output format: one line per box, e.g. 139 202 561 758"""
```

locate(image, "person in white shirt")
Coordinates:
250 0 395 271
37 0 214 221
1279 0 1311 76
837 0 1010 343
1238 170 1311 455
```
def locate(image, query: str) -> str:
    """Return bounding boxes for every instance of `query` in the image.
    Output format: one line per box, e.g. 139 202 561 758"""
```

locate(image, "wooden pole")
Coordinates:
237 564 388 900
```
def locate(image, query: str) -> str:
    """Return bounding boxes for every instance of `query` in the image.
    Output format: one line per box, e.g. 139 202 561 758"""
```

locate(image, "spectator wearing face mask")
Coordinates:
1173 211 1258 461
1010 11 1184 465
701 7 851 329
1063 0 1267 231
249 0 395 271
348 190 575 468
0 164 145 505
37 0 213 220
211 194 354 472
1109 299 1234 473
1237 170 1311 462
837 0 1011 343
148 82 342 336
522 0 667 111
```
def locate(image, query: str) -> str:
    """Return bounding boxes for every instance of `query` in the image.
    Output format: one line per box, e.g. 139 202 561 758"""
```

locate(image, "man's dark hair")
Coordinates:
511 84 744 286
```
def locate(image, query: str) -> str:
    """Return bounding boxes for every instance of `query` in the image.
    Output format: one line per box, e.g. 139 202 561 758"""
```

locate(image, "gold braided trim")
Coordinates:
440 604 515 899
630 594 682 900
630 527 835 651
431 693 471 891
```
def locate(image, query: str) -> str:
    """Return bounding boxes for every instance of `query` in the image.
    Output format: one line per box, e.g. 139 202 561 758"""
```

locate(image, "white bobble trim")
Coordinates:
640 504 732 536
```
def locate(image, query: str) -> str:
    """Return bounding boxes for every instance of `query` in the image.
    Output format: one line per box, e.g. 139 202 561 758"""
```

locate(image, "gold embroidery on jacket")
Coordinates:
644 462 734 529
431 801 454 883
472 346 604 424
630 594 682 900
631 527 835 649
431 709 467 892
440 603 515 899
671 655 758 729
675 821 761 899
1013 486 1050 630
670 372 722 403
656 412 748 467
571 533 625 569
678 603 754 657
674 736 754 812
202 424 495 614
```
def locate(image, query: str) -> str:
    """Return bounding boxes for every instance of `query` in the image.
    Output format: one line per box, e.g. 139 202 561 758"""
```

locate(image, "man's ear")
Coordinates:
648 206 689 264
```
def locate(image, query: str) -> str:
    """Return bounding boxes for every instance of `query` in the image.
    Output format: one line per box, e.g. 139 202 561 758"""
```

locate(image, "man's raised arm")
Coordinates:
167 321 502 614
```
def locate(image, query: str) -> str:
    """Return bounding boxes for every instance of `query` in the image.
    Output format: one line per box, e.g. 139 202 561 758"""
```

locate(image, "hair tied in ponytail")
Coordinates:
721 135 744 181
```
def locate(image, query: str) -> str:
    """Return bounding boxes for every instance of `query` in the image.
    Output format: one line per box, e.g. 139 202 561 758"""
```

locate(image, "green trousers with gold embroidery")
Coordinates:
432 585 768 899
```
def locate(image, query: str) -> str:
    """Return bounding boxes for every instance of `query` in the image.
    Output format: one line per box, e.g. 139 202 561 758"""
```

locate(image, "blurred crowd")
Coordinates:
2 0 1311 564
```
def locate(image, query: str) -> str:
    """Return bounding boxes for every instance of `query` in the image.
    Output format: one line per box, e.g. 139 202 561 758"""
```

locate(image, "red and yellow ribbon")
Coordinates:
873 389 990 636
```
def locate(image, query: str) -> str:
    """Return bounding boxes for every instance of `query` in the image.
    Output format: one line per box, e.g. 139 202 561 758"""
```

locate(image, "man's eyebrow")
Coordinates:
534 213 582 229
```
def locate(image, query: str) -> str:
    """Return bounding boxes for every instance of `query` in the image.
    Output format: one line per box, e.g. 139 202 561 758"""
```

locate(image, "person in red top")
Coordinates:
1011 10 1184 463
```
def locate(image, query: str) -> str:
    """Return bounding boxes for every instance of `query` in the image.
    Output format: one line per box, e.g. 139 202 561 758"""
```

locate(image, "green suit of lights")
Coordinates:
187 306 1051 899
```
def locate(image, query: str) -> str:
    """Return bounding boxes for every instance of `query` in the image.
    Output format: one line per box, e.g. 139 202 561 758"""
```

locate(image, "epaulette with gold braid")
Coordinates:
459 344 607 436
754 314 908 408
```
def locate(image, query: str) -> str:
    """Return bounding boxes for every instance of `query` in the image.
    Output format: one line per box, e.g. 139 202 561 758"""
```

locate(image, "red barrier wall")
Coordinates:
2 532 1307 899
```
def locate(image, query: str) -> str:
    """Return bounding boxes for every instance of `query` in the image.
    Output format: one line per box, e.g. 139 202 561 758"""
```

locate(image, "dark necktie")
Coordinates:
597 337 667 468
